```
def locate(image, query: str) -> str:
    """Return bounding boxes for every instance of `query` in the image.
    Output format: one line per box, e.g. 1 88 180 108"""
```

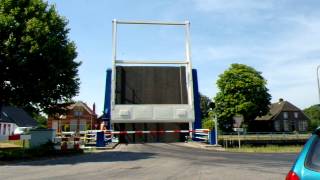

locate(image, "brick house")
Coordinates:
251 99 309 132
47 101 98 132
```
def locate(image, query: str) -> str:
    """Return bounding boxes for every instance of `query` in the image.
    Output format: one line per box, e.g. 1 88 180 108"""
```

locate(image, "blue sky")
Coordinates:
48 0 320 114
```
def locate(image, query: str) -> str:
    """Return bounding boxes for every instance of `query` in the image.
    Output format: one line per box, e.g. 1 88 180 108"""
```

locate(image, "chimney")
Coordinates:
93 103 96 114
279 98 284 102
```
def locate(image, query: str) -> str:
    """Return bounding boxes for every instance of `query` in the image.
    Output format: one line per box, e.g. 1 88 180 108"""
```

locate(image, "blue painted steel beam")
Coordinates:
103 69 112 130
192 69 201 130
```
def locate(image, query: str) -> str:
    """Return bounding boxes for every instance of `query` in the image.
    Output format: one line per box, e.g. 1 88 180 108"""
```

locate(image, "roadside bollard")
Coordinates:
74 137 80 150
61 141 68 152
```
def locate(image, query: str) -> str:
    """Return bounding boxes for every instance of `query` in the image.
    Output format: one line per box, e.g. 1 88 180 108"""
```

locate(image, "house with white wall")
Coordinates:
0 106 38 135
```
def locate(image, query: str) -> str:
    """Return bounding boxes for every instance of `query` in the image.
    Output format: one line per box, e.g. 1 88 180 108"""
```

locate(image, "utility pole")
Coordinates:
214 115 218 145
317 65 320 105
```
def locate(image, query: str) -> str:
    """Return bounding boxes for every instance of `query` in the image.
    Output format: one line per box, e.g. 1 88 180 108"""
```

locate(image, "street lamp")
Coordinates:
208 102 218 145
317 65 320 105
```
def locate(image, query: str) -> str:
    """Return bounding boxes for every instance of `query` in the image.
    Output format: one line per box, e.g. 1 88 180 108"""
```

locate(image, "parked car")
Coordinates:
14 127 32 135
286 128 320 180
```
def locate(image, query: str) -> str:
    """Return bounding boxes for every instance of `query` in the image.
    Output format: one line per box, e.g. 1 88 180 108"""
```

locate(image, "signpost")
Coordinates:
233 115 244 149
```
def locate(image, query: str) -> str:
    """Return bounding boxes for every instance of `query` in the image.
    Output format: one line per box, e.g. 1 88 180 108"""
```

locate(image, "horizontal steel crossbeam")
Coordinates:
114 20 188 26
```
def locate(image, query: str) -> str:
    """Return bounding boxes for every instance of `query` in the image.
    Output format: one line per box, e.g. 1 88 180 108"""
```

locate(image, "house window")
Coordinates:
274 121 280 131
283 112 288 119
294 112 299 118
79 120 87 131
70 119 87 131
73 106 83 118
70 120 77 131
299 120 307 131
73 110 83 117
52 120 58 130
303 121 308 131
283 120 289 131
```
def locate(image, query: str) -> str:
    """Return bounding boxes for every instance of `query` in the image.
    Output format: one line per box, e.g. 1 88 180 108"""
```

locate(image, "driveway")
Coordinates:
0 143 297 180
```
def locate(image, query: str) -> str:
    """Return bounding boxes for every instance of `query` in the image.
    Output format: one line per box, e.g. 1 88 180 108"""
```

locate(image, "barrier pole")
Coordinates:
214 115 218 145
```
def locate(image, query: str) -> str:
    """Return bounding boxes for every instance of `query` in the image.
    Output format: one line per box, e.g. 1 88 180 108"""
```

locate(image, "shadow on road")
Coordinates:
143 143 298 169
3 151 156 166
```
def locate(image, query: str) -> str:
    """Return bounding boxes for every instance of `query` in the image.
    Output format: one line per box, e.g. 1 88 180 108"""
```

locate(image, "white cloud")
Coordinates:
50 0 320 113
193 0 274 12
192 11 320 108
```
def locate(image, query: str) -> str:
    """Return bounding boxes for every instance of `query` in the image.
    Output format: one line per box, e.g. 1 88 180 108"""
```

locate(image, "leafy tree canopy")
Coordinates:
32 112 47 128
0 0 80 115
202 111 215 130
214 64 271 132
200 93 212 119
199 93 215 130
304 104 320 131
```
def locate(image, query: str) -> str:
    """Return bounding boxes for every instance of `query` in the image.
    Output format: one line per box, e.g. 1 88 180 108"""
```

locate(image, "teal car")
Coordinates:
286 128 320 180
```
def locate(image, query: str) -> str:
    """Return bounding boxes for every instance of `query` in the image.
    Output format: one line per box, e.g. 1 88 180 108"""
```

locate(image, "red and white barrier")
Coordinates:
54 136 81 150
0 134 31 141
193 129 210 141
103 129 209 135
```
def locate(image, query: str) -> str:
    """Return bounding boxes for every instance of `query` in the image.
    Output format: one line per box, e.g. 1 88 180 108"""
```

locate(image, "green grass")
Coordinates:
0 140 30 149
0 141 83 161
225 145 303 153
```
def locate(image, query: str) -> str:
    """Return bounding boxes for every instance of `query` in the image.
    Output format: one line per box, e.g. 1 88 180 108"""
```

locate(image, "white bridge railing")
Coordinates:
192 129 210 142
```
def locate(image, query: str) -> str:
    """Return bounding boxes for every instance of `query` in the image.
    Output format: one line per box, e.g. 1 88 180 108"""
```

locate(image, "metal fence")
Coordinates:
193 129 210 142
219 132 311 141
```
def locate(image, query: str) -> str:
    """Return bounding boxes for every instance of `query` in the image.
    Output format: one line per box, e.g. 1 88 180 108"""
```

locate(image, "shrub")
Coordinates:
202 117 215 130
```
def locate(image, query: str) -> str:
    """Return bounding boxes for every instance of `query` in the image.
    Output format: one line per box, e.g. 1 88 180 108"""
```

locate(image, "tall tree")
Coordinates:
304 104 320 131
200 93 212 119
0 0 80 114
214 64 271 132
199 93 214 130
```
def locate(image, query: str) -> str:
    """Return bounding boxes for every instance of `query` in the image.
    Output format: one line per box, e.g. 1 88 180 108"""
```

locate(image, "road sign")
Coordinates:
233 115 243 128
233 128 244 132
233 127 243 149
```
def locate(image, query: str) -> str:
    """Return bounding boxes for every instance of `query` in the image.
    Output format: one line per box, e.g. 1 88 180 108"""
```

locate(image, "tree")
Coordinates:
200 93 212 119
0 0 80 115
199 93 215 129
214 64 271 132
304 104 320 131
32 112 47 128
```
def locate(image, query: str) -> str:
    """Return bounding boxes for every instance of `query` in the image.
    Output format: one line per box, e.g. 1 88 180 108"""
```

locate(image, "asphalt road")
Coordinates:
0 143 298 180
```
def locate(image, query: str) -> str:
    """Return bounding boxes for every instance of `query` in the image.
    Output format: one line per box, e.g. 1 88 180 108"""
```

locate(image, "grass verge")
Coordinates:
225 145 303 153
0 141 83 161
